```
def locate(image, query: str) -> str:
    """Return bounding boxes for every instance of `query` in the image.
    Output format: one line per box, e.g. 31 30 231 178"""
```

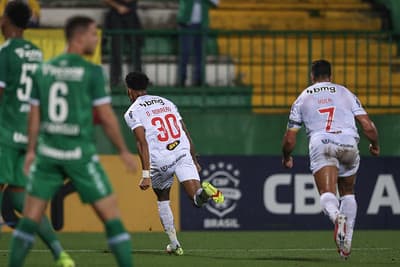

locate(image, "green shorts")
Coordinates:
27 155 114 204
0 145 27 187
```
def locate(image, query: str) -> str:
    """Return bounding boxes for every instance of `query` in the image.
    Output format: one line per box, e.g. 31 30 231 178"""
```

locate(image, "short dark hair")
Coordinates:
312 59 331 79
125 71 150 91
4 1 31 29
65 16 95 42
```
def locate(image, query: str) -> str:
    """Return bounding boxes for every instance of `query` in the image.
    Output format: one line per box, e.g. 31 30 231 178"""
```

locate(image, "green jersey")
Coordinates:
0 38 42 149
31 53 110 163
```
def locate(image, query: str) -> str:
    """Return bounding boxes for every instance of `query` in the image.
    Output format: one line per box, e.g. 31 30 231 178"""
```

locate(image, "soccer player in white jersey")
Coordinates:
123 71 224 255
281 59 379 259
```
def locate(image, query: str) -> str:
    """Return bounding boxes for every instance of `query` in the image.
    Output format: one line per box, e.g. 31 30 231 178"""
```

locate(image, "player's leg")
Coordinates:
8 159 71 267
153 187 183 255
314 166 340 223
176 154 224 206
10 153 73 265
338 174 357 258
0 144 18 230
92 194 133 266
67 159 132 267
309 138 341 223
336 141 359 259
314 166 348 257
8 194 47 267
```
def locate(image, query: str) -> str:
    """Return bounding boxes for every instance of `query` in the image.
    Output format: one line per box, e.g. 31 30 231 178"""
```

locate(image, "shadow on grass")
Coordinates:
129 250 329 263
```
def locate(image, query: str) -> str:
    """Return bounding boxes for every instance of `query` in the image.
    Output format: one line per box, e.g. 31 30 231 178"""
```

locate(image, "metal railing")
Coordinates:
103 29 399 111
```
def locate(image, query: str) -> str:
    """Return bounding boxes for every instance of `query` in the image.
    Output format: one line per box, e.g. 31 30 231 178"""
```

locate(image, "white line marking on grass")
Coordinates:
0 248 395 253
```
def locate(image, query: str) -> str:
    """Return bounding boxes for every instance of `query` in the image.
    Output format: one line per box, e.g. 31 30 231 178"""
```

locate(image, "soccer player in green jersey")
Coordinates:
0 2 74 267
7 16 137 267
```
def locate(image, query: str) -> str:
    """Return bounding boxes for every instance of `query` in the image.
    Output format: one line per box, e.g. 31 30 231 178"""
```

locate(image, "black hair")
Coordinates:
4 1 31 29
65 16 95 42
311 59 331 79
125 71 150 91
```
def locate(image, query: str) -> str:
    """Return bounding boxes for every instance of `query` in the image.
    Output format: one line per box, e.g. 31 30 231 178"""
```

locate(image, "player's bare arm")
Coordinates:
180 120 201 171
355 114 380 156
281 128 299 168
95 103 137 172
133 126 151 190
24 104 40 175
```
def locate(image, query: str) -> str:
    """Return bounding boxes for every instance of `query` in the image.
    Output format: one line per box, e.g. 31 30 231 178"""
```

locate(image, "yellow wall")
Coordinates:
62 155 180 232
4 155 180 232
0 29 101 64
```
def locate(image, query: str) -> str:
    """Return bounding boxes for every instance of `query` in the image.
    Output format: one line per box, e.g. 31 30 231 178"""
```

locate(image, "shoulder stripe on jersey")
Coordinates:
93 96 111 106
0 81 5 88
30 98 40 106
0 40 11 51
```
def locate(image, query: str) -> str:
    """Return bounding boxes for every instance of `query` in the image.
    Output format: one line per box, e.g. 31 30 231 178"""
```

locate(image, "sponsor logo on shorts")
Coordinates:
321 139 354 148
166 140 180 151
160 153 186 172
202 162 242 229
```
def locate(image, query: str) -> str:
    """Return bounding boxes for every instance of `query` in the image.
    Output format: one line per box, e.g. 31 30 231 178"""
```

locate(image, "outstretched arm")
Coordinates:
95 103 137 171
133 126 151 190
355 114 380 156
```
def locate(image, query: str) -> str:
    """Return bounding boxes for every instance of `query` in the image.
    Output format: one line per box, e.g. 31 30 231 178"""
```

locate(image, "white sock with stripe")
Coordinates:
158 200 180 248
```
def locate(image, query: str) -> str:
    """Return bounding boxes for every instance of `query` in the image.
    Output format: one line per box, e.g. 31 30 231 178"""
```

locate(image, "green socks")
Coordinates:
10 191 63 260
8 217 38 267
105 219 133 267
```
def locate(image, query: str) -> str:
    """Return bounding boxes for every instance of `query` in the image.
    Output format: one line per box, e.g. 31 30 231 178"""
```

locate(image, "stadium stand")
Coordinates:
36 0 400 112
209 0 400 112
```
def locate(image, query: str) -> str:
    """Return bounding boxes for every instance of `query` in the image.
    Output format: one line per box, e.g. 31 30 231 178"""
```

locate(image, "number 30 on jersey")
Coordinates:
151 114 181 142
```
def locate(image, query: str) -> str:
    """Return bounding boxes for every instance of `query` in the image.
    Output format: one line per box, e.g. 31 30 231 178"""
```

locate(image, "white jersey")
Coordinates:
288 82 367 139
124 94 191 157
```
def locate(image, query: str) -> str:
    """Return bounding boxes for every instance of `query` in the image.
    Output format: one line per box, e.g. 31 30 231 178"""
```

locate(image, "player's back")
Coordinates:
0 38 42 149
125 94 190 157
32 53 107 162
297 82 365 138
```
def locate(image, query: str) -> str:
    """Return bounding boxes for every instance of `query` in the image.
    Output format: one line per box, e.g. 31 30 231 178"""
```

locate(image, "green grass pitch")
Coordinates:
0 231 399 266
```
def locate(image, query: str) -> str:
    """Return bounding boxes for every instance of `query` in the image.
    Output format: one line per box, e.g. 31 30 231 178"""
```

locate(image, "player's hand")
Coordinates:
139 177 151 190
282 156 293 169
120 151 137 172
369 144 380 156
24 151 36 176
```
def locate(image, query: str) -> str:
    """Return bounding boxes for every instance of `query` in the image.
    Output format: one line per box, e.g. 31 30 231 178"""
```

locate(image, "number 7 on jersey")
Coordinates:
318 106 336 132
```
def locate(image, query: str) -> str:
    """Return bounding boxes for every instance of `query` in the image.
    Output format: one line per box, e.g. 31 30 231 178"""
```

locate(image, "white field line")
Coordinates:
0 247 395 253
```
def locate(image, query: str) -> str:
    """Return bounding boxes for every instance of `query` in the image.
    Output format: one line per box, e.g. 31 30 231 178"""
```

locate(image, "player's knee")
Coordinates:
92 195 121 222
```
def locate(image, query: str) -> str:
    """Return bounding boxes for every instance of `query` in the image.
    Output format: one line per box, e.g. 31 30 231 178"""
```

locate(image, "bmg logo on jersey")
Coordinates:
202 162 242 229
306 86 336 94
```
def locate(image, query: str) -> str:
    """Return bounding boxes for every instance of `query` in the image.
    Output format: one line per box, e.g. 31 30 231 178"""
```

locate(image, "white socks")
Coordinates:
320 192 340 224
157 201 180 248
339 194 357 242
320 193 357 242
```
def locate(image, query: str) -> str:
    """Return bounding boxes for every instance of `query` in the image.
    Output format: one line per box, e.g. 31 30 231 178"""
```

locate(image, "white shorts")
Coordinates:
309 133 360 177
150 149 200 190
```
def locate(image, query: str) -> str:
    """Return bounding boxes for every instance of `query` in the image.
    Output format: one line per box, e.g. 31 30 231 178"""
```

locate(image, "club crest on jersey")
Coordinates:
139 98 165 107
166 140 180 151
306 86 336 94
